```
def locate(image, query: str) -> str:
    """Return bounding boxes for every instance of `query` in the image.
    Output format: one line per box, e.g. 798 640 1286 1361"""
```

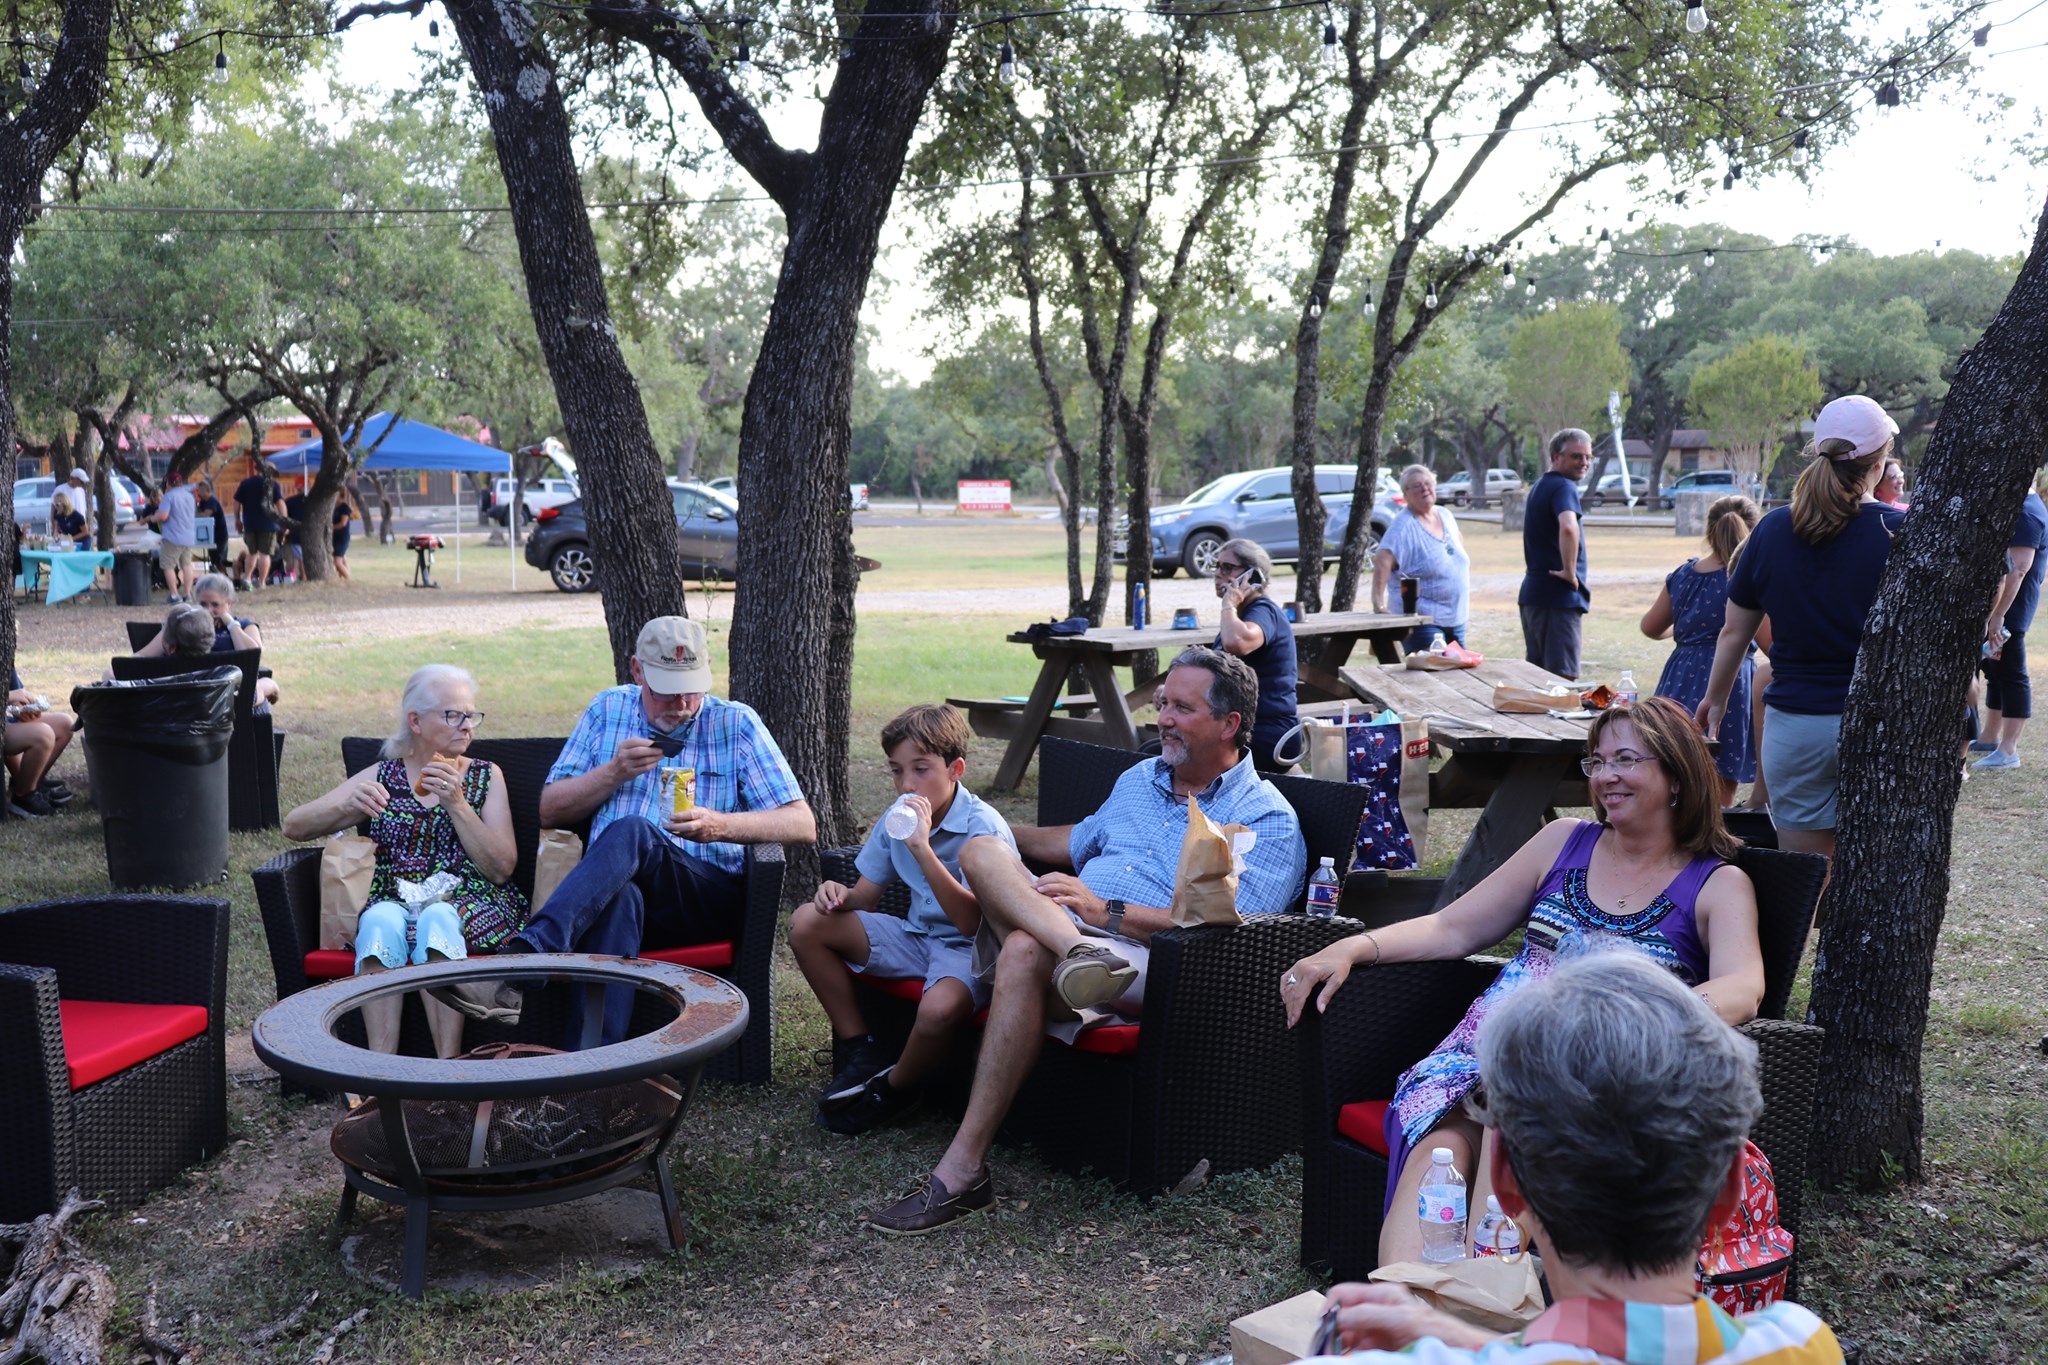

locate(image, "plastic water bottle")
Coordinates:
1417 1147 1469 1262
883 797 919 841
1473 1195 1520 1258
1616 668 1640 707
1304 856 1340 919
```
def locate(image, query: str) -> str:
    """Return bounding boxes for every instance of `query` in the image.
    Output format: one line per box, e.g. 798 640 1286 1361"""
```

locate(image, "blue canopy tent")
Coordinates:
269 414 514 585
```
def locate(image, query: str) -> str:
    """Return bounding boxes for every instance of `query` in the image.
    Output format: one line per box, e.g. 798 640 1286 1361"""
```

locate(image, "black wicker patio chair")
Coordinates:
0 895 229 1221
109 647 282 830
248 737 782 1087
1297 843 1827 1286
822 735 1372 1195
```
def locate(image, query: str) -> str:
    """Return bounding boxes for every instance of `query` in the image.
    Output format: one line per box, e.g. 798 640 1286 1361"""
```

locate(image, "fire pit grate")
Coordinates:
332 1043 681 1194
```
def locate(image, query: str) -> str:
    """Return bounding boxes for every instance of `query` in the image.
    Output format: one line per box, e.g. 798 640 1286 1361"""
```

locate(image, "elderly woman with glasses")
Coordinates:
282 664 527 1056
1210 536 1297 773
1302 951 1842 1363
1372 464 1470 653
1282 696 1765 1264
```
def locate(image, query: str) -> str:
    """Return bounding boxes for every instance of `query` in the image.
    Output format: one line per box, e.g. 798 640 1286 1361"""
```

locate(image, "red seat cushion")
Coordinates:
857 973 928 1004
1063 1023 1141 1056
304 949 355 981
1336 1099 1393 1156
58 1000 210 1091
640 941 736 970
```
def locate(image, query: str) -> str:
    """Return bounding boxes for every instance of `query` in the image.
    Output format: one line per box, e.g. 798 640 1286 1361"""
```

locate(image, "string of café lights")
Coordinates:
7 0 2041 326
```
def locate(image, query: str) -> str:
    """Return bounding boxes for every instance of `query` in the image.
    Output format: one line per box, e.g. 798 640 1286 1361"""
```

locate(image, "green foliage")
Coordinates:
1504 302 1631 447
1687 334 1823 485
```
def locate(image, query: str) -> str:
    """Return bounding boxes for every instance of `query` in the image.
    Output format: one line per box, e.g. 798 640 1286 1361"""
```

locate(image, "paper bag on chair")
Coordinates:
532 828 584 915
1369 1256 1545 1334
318 834 377 951
1169 796 1247 927
1228 1290 1327 1365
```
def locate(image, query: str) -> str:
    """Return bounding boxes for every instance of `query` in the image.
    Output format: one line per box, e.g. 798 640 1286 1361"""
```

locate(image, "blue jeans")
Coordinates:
514 817 743 1044
1404 622 1465 654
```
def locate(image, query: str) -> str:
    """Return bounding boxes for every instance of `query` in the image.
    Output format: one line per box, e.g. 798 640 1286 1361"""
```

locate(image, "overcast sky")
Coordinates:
333 1 2048 378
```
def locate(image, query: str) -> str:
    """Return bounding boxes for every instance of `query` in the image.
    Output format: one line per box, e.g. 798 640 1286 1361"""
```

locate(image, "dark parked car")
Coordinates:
527 480 739 592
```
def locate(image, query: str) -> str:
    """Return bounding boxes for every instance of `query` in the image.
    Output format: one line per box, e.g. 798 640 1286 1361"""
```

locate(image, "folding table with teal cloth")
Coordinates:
17 549 114 604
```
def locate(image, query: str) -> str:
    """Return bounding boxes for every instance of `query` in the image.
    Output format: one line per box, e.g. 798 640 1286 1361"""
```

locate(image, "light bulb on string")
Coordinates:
1702 250 1716 269
1501 262 1515 288
1362 287 1376 316
213 36 228 84
1791 129 1809 167
1524 280 1536 299
733 20 751 78
1308 294 1322 318
1424 281 1439 310
998 39 1016 84
1685 2 1708 35
1321 18 1339 68
429 18 440 38
1595 227 1612 256
16 47 33 97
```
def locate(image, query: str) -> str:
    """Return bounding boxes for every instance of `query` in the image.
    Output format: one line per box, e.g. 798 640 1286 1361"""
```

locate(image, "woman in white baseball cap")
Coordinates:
1693 394 1903 869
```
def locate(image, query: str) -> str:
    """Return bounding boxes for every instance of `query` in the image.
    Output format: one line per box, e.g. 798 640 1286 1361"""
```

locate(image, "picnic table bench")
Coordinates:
964 610 1427 791
1340 656 1597 908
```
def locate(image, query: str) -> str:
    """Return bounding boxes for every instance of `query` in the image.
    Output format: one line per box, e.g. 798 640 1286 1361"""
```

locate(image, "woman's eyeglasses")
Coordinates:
1580 753 1656 776
440 710 486 729
1212 559 1247 576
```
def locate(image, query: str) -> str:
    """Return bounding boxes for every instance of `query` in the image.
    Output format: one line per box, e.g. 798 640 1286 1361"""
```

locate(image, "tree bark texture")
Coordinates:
722 4 959 847
0 0 113 701
448 0 687 679
1811 201 2048 1188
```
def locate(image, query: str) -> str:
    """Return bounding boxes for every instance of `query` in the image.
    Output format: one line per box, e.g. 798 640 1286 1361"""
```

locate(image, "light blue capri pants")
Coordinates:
354 899 468 972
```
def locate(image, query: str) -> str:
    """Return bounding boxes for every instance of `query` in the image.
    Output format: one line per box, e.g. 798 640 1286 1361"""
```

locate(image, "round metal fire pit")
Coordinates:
252 954 747 1298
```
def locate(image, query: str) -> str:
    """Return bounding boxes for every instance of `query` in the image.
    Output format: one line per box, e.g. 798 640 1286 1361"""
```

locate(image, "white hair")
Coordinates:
193 572 235 601
383 664 478 759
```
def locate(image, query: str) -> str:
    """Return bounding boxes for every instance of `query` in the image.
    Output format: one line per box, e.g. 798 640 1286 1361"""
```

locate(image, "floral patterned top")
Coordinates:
365 757 527 950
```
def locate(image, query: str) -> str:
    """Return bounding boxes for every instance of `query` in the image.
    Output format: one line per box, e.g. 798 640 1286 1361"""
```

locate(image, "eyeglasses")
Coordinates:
440 710 486 729
1580 753 1657 776
1212 559 1247 575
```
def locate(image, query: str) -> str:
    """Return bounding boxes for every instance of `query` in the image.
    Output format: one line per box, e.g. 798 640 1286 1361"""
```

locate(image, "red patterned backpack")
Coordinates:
1694 1139 1796 1314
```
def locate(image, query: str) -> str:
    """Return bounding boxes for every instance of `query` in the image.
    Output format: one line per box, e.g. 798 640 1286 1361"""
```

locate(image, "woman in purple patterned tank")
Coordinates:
1280 697 1765 1265
283 665 527 1057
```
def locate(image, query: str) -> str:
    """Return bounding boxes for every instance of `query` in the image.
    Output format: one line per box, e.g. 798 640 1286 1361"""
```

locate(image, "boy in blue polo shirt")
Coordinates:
788 703 1015 1135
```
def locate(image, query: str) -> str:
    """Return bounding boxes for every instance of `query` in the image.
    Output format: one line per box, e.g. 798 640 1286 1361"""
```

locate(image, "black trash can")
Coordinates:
112 550 152 606
71 667 239 889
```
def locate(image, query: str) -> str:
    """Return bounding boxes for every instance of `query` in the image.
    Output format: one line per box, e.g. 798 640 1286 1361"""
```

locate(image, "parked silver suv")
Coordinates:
1116 464 1404 578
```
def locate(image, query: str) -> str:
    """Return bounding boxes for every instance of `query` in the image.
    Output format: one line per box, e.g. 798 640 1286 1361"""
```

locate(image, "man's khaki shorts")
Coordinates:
159 541 196 577
243 529 277 555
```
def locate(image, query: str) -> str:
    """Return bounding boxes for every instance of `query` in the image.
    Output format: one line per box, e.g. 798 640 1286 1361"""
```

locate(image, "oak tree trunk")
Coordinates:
1812 201 2048 1187
725 3 958 847
448 0 687 678
0 0 113 700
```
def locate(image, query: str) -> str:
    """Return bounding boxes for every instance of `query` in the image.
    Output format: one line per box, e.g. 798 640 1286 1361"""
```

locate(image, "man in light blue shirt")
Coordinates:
150 470 200 601
437 616 815 1043
866 646 1305 1235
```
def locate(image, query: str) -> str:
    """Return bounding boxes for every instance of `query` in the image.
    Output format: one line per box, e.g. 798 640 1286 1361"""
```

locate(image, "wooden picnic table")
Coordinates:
1340 656 1598 909
961 610 1428 791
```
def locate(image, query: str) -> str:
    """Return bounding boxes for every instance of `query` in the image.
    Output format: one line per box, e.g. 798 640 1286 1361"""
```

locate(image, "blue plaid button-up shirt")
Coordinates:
547 687 805 875
1068 754 1305 916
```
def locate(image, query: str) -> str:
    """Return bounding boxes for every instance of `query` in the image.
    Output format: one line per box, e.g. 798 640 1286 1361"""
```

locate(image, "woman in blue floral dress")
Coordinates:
283 665 526 1057
1642 495 1768 807
1280 698 1766 1264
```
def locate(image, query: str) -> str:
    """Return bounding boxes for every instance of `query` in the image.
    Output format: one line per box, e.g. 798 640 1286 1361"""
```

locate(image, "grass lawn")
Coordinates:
4 521 2044 1362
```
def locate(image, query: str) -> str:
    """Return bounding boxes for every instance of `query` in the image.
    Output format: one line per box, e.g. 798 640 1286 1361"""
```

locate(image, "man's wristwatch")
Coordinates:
1103 899 1126 937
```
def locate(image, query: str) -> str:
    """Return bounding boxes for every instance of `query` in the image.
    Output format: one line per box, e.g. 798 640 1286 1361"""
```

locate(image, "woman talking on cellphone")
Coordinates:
1212 537 1298 773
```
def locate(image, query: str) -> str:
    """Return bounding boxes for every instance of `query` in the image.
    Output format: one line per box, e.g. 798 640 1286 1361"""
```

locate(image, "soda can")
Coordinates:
661 766 697 814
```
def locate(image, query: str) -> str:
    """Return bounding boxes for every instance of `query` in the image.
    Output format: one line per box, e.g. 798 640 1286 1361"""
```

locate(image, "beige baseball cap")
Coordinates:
635 616 713 694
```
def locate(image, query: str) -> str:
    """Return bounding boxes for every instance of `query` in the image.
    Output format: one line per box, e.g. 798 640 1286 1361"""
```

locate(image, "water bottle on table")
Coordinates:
1418 1146 1469 1262
1474 1194 1521 1258
1304 855 1340 919
1616 669 1639 706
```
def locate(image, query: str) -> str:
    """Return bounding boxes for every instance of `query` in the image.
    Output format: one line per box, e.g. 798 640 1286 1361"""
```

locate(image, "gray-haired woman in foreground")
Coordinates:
1301 952 1844 1363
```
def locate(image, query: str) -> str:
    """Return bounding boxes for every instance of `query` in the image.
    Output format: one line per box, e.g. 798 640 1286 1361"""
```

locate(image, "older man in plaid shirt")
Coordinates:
439 616 815 1043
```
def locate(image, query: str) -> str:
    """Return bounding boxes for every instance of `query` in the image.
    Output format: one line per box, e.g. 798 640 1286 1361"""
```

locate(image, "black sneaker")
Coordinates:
40 778 73 806
819 1035 894 1110
817 1068 918 1136
8 789 55 819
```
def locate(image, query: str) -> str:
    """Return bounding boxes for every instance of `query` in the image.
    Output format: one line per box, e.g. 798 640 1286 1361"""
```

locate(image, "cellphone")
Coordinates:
649 732 688 758
1235 566 1267 591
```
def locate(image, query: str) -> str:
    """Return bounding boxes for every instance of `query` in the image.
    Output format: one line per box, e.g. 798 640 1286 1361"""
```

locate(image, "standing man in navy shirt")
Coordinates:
1973 480 2048 771
1519 430 1593 679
